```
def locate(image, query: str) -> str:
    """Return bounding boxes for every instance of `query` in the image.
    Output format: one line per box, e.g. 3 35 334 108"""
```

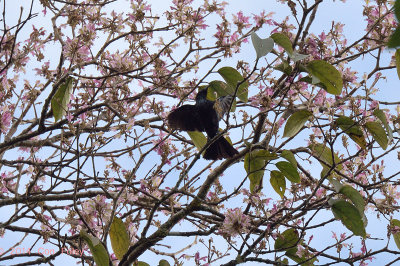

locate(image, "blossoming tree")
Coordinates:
1 0 400 265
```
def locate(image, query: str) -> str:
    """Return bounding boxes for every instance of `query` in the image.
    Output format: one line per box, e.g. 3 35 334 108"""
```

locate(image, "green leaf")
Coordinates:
285 246 317 266
283 110 312 138
297 64 309 73
274 228 299 250
206 88 217 101
339 185 365 215
321 166 332 179
388 27 400 48
80 230 110 266
281 150 297 168
244 150 278 193
330 199 366 237
109 217 130 260
395 49 400 79
270 170 286 198
217 67 249 103
158 259 171 266
395 0 400 21
339 185 368 227
51 77 74 121
391 219 400 250
271 33 294 55
365 121 388 150
309 143 342 171
299 76 327 90
290 52 309 62
373 109 393 143
244 153 265 193
209 80 233 96
277 258 289 265
251 32 274 59
187 131 207 152
276 161 300 183
274 61 293 75
336 116 366 149
136 262 151 266
329 178 343 192
306 60 343 95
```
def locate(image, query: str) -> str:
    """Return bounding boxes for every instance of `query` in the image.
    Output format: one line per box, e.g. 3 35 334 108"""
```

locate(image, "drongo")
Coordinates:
167 88 238 160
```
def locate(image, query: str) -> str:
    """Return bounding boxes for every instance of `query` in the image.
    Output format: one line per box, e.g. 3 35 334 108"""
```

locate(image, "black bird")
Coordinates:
167 88 239 160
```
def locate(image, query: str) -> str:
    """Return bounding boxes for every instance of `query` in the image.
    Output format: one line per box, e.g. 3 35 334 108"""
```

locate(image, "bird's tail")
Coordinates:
203 136 238 160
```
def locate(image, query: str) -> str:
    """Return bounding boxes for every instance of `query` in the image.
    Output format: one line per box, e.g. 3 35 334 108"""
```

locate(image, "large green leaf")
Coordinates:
388 27 400 48
274 228 299 250
291 52 309 62
299 76 327 90
80 230 110 266
339 185 365 215
373 109 393 143
320 166 334 179
283 110 312 138
109 217 130 260
339 185 367 226
391 219 400 250
209 80 233 96
158 259 171 266
330 199 366 237
336 116 366 149
217 67 249 103
271 33 294 55
136 262 150 266
306 60 343 95
281 150 297 168
396 49 400 79
329 178 343 192
51 77 74 121
244 150 278 193
285 246 317 266
274 61 293 76
244 152 266 193
270 170 286 198
276 161 300 183
365 121 388 150
187 131 207 152
309 143 342 171
395 0 400 21
251 32 274 59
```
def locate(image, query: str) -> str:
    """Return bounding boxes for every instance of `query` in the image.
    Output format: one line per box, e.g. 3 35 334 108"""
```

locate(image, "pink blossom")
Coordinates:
219 208 251 237
1 111 12 132
194 251 207 264
66 112 74 122
277 118 285 128
296 244 305 257
265 87 273 96
316 188 325 198
236 11 249 24
230 32 239 42
369 100 379 110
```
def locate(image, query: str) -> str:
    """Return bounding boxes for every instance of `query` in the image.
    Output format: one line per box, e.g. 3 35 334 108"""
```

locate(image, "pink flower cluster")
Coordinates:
219 208 251 237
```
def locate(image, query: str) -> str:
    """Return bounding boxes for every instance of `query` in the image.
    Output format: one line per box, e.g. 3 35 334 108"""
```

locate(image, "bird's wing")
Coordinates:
167 105 207 132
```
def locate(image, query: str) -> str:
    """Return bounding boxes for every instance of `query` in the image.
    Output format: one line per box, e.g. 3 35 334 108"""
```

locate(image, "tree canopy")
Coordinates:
1 0 400 265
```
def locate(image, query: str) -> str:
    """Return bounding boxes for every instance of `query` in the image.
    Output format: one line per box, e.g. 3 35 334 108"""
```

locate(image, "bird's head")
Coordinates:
195 87 210 104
